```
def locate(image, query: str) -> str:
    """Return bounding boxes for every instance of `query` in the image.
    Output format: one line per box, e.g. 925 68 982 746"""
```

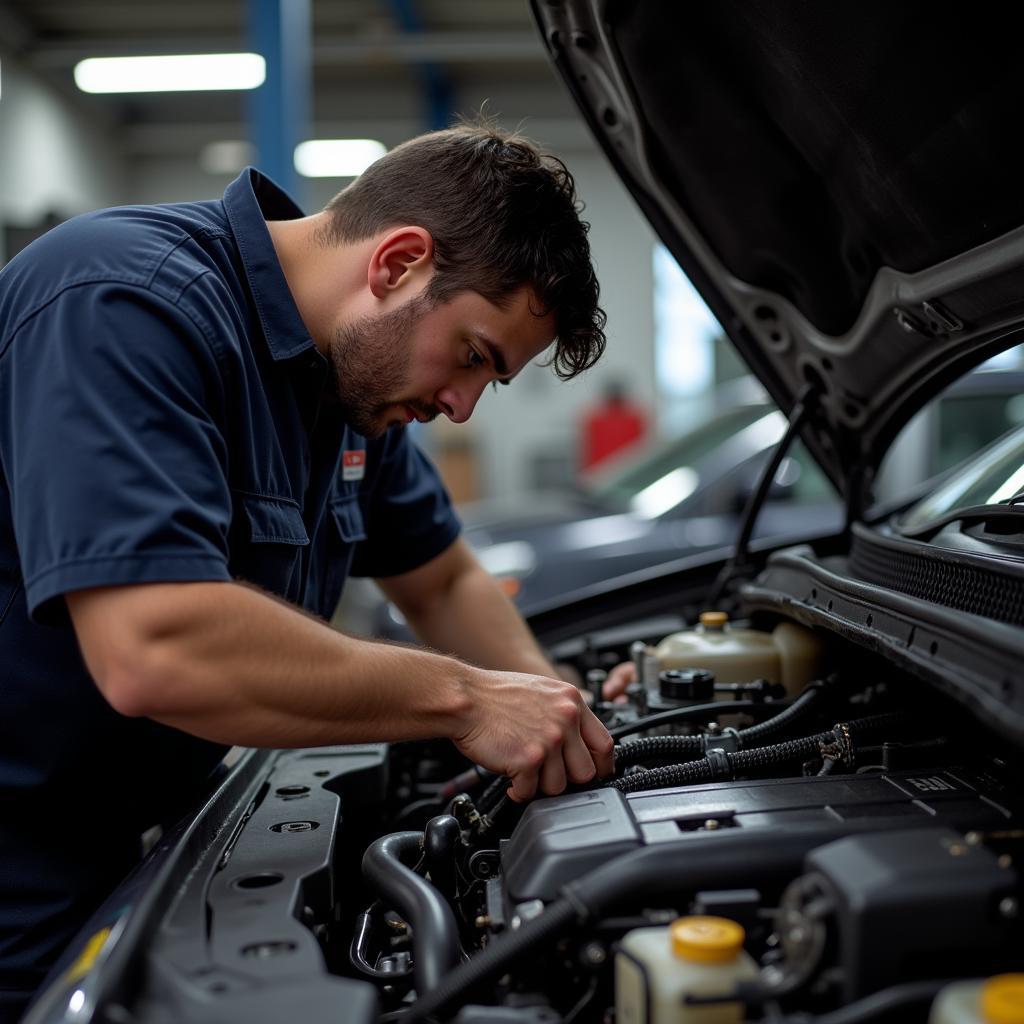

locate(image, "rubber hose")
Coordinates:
795 979 950 1024
400 827 836 1023
735 682 825 745
609 698 771 740
362 831 461 995
423 815 461 901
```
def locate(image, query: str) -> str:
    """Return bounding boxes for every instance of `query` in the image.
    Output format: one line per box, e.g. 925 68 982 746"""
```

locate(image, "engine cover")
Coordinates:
499 768 1015 905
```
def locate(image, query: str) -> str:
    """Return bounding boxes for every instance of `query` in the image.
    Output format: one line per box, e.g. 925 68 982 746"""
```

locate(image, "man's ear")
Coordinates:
367 226 434 299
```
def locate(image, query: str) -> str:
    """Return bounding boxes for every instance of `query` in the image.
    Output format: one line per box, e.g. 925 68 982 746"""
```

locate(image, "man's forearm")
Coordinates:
69 574 616 801
398 561 555 677
69 580 477 749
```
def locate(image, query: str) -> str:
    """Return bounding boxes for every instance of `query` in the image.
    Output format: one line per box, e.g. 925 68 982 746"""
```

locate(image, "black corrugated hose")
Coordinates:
609 713 906 794
615 682 828 768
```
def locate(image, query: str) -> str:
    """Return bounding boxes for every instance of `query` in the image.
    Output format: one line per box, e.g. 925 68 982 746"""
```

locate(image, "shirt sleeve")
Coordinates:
0 282 233 624
350 429 462 579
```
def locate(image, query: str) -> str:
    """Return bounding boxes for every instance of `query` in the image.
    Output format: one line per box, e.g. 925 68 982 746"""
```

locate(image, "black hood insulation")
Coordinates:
603 0 1024 336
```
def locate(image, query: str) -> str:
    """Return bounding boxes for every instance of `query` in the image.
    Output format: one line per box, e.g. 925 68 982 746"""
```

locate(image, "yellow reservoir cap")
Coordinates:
670 916 745 964
982 974 1024 1024
699 611 729 629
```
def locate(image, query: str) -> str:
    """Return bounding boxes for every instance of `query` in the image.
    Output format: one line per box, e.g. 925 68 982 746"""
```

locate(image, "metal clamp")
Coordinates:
702 726 741 754
820 722 853 768
704 748 732 781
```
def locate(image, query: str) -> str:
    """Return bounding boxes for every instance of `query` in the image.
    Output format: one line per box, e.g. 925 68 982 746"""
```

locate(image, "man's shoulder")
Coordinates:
0 200 246 354
5 199 226 295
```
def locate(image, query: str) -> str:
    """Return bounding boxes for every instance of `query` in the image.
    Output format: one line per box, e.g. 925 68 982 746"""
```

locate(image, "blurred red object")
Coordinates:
580 381 648 471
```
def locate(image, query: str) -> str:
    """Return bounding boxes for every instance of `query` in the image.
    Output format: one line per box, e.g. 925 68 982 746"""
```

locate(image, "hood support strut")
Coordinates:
708 384 820 608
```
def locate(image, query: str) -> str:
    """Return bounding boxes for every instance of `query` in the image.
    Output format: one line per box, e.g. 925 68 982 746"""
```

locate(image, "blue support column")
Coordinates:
247 0 311 205
388 0 455 132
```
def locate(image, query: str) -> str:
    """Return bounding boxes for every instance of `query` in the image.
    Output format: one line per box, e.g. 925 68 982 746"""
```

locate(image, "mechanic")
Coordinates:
0 121 615 1019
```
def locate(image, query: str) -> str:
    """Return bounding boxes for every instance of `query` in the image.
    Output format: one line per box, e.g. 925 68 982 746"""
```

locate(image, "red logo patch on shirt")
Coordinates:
342 449 366 481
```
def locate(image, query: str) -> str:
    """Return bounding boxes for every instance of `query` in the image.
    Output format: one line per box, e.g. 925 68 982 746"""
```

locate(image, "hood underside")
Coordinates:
533 0 1024 512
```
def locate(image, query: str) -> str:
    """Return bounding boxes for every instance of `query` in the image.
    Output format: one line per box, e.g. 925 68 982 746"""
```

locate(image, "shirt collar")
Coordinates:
222 167 317 362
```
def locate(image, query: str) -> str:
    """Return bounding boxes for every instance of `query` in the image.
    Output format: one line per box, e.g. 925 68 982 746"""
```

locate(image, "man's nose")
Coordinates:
436 378 488 424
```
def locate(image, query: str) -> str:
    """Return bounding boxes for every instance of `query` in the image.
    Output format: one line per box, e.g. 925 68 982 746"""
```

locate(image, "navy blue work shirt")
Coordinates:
0 168 461 1013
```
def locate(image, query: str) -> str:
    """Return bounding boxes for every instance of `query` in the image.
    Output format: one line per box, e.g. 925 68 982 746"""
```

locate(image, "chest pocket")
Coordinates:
322 492 368 613
230 493 309 599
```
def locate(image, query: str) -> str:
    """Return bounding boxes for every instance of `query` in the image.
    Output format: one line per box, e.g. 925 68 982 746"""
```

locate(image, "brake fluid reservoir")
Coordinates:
616 916 759 1024
654 612 823 696
929 974 1024 1024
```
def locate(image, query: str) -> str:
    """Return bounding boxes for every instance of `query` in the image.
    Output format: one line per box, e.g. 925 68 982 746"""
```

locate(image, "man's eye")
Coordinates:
468 348 485 368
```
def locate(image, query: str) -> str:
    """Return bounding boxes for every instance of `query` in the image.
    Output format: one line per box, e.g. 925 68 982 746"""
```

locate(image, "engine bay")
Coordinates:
123 598 1023 1024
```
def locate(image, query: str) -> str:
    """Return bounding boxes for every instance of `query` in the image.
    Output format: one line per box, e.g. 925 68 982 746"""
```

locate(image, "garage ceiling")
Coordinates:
0 0 584 163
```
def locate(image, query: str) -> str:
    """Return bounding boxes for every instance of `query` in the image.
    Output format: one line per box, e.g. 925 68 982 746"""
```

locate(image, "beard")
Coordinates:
327 293 439 438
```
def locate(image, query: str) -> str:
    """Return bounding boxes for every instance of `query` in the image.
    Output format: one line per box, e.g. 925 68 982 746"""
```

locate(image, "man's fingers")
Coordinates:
560 701 614 785
539 749 568 796
581 704 616 777
603 661 636 700
561 717 599 785
507 768 539 803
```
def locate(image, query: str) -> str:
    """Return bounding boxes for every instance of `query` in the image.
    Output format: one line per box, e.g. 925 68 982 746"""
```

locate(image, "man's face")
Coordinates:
328 285 556 438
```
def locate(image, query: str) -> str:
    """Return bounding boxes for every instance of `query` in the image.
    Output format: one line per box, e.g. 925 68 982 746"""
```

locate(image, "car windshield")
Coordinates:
898 425 1024 534
583 404 775 508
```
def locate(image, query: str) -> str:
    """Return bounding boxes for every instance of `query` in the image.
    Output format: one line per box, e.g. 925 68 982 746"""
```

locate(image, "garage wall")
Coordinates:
0 54 124 260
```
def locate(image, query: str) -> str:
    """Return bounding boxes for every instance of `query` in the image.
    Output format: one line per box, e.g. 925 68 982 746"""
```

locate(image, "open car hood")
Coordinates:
532 0 1024 514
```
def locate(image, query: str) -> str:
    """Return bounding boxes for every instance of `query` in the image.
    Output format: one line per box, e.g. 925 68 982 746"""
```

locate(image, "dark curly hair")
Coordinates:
319 118 606 379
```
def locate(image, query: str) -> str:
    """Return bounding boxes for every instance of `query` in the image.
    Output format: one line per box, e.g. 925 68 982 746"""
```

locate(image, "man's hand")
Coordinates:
602 661 637 702
453 669 615 802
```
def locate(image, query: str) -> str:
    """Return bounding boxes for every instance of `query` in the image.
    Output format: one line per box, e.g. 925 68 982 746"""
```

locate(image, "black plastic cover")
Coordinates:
806 828 1020 1001
501 789 643 906
501 769 1014 904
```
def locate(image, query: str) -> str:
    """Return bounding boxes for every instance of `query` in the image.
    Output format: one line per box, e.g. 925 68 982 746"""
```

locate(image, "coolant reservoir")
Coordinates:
653 612 823 697
929 974 1024 1024
616 915 759 1024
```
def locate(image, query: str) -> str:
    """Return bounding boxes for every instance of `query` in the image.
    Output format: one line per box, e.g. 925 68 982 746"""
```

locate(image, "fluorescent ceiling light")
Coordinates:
74 54 265 94
294 139 387 178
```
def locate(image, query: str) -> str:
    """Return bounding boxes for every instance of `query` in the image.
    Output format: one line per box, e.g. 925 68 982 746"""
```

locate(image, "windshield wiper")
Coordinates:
900 502 1024 539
